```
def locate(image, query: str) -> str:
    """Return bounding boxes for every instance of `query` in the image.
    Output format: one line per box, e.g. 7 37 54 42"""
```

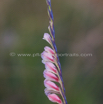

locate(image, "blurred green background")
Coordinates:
0 0 103 104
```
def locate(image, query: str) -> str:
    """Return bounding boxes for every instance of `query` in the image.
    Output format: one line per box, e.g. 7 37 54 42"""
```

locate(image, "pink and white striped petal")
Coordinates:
44 46 55 55
47 94 62 104
43 70 59 82
44 88 59 96
44 88 51 96
45 62 57 74
44 80 60 92
43 33 52 44
41 51 54 62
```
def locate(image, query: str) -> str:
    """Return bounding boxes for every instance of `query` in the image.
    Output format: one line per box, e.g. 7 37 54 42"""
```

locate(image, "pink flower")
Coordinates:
44 88 59 96
41 51 54 62
43 70 59 82
47 94 62 104
45 62 57 74
44 46 55 55
44 80 60 92
43 33 52 44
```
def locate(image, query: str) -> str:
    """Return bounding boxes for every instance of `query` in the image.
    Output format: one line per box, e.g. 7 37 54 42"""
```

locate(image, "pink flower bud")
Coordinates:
44 80 59 92
43 70 59 82
41 51 54 62
45 62 57 74
44 88 59 96
43 33 52 44
44 46 55 55
47 94 62 104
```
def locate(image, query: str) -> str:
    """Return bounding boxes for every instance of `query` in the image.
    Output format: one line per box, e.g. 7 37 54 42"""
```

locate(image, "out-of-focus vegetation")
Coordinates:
0 0 103 104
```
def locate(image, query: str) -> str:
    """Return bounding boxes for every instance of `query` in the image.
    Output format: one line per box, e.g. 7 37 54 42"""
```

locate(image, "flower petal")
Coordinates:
44 46 55 55
44 80 59 92
47 94 62 104
43 33 52 44
41 51 54 62
43 70 59 82
44 88 59 96
45 62 57 74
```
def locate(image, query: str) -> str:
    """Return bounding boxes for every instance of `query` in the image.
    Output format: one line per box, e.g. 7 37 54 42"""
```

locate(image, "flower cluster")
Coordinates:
41 0 67 104
41 33 63 104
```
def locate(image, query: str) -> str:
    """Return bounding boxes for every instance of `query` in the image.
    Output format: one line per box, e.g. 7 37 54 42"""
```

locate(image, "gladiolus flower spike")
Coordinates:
41 0 68 104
